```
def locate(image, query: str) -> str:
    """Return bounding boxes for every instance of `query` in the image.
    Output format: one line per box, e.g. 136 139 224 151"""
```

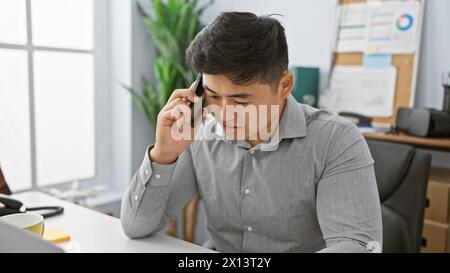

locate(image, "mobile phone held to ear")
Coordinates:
193 73 205 97
191 73 205 128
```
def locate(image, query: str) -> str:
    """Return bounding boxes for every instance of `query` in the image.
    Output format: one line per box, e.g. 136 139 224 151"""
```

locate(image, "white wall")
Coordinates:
108 0 132 192
108 0 156 193
131 0 155 171
416 0 450 109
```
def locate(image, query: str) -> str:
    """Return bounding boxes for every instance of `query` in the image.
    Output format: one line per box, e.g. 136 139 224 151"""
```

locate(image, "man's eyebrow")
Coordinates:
202 84 217 93
203 84 252 99
228 93 252 99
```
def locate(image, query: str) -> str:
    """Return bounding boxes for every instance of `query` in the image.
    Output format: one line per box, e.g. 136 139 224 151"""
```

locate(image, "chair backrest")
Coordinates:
367 140 431 253
167 193 201 243
0 167 12 195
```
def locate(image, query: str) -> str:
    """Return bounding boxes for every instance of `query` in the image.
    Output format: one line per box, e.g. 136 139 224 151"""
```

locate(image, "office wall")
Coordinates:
109 0 133 192
416 0 450 109
131 0 155 173
108 0 155 193
110 0 156 184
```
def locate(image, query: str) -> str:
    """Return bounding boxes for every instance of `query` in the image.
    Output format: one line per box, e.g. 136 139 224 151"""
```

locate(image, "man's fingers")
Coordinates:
167 76 202 104
176 116 186 132
189 81 197 90
158 108 177 125
161 97 187 113
167 89 196 104
161 103 195 121
160 107 208 140
193 107 209 129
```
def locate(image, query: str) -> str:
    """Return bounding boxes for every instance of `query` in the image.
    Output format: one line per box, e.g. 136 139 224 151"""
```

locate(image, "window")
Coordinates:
0 0 106 191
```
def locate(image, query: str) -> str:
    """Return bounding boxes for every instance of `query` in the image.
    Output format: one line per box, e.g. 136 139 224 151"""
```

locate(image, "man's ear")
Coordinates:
278 71 294 100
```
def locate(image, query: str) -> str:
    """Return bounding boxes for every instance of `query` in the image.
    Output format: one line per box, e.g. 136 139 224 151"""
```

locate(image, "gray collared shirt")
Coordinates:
120 95 382 253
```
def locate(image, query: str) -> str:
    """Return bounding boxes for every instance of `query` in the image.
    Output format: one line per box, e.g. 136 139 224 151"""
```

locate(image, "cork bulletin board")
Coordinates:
332 0 425 125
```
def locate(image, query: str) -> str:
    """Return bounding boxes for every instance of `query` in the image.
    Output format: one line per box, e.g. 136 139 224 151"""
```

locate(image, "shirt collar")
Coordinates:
207 94 307 148
278 94 307 140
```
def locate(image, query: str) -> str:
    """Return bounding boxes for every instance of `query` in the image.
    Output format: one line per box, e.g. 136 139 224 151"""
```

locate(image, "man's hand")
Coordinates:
150 85 207 165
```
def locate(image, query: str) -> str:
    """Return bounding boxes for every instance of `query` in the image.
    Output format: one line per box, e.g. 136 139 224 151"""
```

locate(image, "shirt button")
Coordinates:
144 169 150 175
134 195 138 201
249 149 255 154
155 174 161 179
244 189 251 195
247 226 253 232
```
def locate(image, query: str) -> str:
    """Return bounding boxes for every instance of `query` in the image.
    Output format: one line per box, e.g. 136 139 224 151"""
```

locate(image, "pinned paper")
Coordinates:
363 54 393 68
336 1 421 54
321 65 398 117
336 3 369 53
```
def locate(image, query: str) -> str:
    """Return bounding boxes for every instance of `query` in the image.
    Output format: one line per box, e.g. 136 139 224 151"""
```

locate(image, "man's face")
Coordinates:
202 73 292 145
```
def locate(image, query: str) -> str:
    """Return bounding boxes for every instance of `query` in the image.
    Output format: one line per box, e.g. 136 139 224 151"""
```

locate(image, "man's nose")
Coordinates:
212 100 231 122
216 99 230 114
220 107 233 124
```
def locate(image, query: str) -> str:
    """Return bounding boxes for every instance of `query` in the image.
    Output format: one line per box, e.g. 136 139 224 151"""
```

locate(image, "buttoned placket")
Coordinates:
240 146 258 250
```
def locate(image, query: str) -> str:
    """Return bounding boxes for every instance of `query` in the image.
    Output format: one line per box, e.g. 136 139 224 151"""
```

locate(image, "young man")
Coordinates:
121 12 382 253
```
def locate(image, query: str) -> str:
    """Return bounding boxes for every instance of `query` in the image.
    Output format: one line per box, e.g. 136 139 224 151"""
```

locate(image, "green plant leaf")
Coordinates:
174 4 189 42
127 0 210 126
122 84 153 124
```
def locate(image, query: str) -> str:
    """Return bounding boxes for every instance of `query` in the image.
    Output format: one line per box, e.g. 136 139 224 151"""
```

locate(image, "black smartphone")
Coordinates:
190 73 205 127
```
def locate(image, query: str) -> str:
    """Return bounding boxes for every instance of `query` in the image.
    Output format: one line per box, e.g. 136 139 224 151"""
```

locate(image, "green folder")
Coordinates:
290 67 320 107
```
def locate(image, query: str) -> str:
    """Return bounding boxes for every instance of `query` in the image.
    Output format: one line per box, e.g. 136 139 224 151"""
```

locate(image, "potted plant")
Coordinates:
125 0 213 128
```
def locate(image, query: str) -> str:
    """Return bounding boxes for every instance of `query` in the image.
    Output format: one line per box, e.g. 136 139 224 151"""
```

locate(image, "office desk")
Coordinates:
11 191 214 253
363 132 450 151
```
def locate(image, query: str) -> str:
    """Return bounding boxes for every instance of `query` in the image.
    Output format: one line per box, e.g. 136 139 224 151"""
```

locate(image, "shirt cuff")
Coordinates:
139 145 177 187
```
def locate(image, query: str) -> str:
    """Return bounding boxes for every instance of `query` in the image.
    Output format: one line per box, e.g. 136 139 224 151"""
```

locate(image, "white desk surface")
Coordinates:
12 191 214 253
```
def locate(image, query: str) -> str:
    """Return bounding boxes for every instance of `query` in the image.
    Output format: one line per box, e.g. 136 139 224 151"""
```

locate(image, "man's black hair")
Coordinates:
186 12 289 89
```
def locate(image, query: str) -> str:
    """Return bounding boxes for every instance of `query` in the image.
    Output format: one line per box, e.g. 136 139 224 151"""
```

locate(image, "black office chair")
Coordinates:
367 140 431 253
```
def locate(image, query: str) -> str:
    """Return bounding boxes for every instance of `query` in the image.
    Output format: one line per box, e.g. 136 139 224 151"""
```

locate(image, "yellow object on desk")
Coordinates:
43 228 71 243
